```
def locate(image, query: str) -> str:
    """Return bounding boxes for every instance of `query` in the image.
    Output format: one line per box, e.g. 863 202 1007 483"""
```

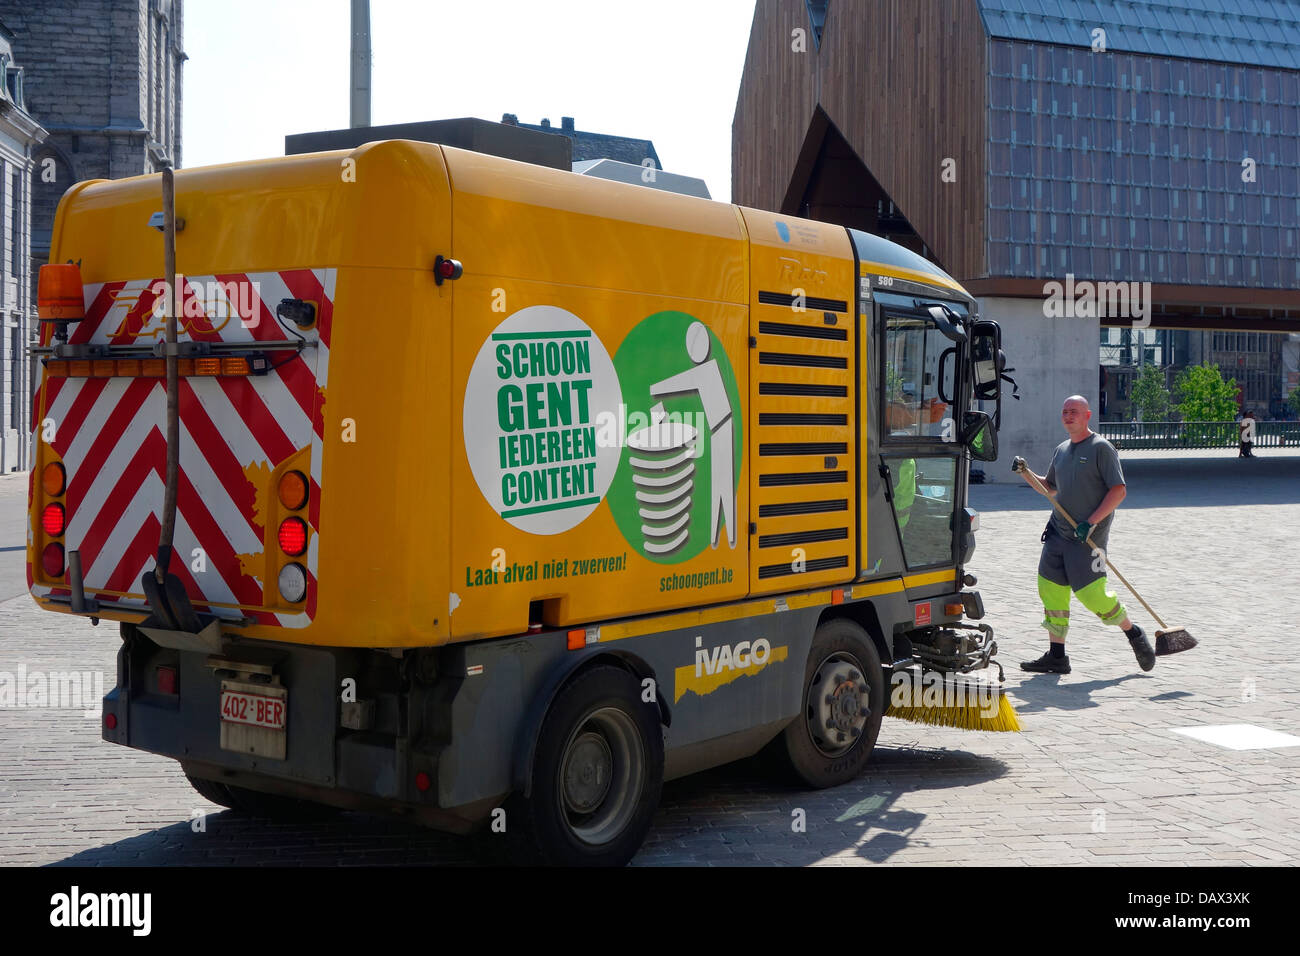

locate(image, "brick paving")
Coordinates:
2 451 1298 865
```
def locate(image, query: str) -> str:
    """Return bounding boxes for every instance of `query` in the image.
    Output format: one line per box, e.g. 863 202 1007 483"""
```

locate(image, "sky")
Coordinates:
183 0 758 202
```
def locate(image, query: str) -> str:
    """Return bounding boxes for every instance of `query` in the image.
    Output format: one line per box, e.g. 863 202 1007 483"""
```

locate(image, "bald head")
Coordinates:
1061 395 1093 439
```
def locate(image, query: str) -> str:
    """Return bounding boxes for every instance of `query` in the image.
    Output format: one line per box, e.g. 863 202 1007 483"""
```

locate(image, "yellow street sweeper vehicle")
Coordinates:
28 140 1013 865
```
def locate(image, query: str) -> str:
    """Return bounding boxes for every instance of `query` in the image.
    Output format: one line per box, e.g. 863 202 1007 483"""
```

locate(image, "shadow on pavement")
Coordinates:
641 745 1009 865
1010 672 1147 713
46 745 1007 867
47 809 485 867
972 455 1300 512
1149 690 1195 702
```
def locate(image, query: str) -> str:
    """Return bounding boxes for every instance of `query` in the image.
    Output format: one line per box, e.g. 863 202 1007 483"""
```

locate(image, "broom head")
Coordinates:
1154 628 1197 656
885 670 1021 732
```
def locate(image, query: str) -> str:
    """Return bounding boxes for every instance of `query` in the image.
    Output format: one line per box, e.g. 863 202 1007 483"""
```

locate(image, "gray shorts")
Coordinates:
1037 524 1106 590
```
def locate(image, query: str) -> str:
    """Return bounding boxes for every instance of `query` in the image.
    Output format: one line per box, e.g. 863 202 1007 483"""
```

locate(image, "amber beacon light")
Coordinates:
37 264 86 321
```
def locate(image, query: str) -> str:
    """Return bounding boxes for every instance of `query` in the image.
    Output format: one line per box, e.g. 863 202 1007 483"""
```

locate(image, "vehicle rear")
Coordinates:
28 141 455 647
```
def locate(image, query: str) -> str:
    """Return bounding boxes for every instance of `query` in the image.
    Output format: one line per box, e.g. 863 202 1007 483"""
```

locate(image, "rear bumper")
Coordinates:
100 624 570 832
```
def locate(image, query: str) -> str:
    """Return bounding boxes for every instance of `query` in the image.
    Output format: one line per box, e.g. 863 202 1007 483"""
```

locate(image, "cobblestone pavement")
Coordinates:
2 452 1297 866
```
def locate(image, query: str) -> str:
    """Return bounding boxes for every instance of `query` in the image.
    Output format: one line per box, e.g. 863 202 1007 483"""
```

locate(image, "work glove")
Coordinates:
1011 456 1026 473
1074 521 1093 544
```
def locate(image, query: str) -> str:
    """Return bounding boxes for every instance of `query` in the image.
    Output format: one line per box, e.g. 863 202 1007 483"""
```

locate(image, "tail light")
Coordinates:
278 471 308 510
42 543 65 577
156 666 178 695
277 517 308 556
42 463 66 497
278 562 307 603
41 503 65 536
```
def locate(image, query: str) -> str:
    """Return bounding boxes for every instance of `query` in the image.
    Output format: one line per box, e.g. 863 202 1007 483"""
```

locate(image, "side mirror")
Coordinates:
927 305 968 343
971 320 1002 400
962 410 998 462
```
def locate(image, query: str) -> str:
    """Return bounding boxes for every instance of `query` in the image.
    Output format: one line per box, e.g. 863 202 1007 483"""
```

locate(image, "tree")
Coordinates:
1174 363 1240 446
1129 363 1171 422
1288 387 1300 418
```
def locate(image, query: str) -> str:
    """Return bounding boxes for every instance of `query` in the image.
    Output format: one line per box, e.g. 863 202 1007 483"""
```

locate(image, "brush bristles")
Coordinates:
1155 629 1198 656
887 693 1021 732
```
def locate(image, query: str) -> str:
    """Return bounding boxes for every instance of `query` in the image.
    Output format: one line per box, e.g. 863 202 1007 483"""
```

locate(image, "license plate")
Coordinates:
220 690 286 730
219 679 288 759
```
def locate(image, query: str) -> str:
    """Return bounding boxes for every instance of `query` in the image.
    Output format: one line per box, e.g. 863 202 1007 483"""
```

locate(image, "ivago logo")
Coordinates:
463 308 742 559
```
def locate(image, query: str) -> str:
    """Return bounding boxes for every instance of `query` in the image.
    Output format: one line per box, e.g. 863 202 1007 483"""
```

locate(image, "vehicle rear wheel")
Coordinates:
520 665 663 866
776 619 884 788
185 773 238 810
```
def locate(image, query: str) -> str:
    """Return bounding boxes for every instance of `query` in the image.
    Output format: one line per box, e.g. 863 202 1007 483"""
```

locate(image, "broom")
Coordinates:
886 669 1021 732
1012 456 1197 656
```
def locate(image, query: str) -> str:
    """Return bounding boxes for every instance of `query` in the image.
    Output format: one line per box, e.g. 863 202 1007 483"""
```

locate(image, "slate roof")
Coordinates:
977 0 1300 69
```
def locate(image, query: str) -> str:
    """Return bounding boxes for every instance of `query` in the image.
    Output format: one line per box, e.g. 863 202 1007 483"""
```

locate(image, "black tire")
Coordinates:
185 773 239 810
186 773 338 821
776 619 884 788
519 665 663 866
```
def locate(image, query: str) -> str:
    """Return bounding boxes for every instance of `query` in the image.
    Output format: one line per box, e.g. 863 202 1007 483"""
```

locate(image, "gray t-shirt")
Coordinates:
1045 432 1125 547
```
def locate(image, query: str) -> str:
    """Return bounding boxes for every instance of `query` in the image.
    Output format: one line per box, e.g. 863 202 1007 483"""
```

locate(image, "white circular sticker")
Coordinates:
463 306 622 535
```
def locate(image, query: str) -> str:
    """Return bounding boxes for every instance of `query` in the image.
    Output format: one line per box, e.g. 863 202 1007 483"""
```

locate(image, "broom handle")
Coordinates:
1017 465 1168 629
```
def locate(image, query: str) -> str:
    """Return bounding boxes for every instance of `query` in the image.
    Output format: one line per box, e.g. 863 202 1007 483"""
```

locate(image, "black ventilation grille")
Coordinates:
758 320 848 341
758 527 849 548
758 499 848 517
758 291 848 313
760 442 847 456
758 555 849 579
759 382 848 397
759 352 848 369
760 412 848 426
759 471 848 487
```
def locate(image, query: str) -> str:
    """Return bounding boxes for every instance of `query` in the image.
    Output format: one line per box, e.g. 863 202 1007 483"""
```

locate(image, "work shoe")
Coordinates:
1128 627 1156 672
1020 650 1071 674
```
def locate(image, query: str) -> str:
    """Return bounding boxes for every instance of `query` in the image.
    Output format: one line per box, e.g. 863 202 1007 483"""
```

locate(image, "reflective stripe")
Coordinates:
1043 608 1071 618
1098 601 1126 624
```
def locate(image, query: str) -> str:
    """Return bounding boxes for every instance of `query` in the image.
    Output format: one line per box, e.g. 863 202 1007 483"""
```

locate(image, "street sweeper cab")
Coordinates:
28 140 1016 865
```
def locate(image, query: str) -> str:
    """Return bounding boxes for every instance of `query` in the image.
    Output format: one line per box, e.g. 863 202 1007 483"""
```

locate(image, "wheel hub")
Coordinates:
807 654 870 757
562 731 613 814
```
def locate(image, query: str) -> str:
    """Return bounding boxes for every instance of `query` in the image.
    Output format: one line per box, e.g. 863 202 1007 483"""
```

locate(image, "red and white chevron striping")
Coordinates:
28 268 335 629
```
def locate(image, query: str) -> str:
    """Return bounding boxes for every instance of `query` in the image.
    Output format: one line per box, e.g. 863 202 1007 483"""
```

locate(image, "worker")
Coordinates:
895 458 916 533
1014 395 1155 674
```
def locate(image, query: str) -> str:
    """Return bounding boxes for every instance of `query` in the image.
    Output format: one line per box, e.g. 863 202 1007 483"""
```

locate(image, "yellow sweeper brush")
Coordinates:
886 669 1022 732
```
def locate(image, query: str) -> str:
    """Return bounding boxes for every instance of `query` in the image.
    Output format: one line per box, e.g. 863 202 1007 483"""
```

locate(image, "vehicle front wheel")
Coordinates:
775 619 884 788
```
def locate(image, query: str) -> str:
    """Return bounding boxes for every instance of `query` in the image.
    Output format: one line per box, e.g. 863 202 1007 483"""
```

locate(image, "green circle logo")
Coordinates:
608 312 743 564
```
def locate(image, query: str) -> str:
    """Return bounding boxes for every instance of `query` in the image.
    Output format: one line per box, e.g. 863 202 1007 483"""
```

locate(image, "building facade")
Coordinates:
0 0 183 470
503 114 661 170
733 0 1300 472
0 20 46 473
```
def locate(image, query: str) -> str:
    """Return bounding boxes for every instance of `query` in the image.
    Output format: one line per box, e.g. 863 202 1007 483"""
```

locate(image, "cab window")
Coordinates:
882 312 957 440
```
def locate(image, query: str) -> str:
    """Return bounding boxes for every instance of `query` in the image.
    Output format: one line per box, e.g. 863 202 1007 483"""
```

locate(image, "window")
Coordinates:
884 455 957 570
9 325 19 432
9 167 18 277
882 312 959 441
